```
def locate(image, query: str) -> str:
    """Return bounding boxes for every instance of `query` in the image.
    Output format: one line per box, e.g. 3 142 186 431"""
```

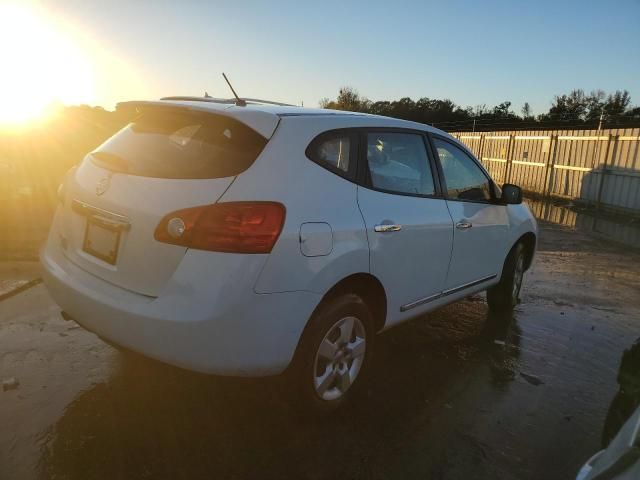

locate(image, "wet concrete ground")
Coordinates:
1 219 640 480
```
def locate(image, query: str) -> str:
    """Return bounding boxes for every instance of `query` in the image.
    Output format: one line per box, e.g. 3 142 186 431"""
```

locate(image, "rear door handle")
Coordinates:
456 221 472 230
374 224 402 233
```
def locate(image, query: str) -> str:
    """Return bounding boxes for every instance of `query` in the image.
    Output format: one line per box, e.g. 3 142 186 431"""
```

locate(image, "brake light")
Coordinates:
154 202 286 254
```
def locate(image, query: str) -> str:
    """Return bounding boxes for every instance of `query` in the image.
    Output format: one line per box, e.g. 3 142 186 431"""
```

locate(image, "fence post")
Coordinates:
544 134 559 198
505 134 515 184
477 134 485 163
595 134 615 210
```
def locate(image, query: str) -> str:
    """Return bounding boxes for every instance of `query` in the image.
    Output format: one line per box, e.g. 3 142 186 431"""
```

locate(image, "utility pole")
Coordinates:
472 118 476 133
589 110 607 181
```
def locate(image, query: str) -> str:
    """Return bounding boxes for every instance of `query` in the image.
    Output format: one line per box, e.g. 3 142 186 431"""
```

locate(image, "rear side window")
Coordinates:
365 132 435 196
90 111 268 179
306 130 355 176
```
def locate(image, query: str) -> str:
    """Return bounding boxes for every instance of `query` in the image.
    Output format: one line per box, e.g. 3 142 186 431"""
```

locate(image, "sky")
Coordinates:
3 0 640 119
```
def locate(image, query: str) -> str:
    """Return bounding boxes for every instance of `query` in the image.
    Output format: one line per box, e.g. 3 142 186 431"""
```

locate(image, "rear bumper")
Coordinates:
40 236 321 376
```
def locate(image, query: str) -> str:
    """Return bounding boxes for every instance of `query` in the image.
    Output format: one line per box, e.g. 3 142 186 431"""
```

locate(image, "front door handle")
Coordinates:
456 221 472 230
374 224 402 233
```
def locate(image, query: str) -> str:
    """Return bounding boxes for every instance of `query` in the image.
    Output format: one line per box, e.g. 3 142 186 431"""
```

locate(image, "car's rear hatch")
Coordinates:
58 104 277 297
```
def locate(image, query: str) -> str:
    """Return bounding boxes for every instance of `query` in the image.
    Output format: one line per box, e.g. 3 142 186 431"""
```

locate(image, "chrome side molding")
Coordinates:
442 274 497 296
400 292 442 312
400 274 497 312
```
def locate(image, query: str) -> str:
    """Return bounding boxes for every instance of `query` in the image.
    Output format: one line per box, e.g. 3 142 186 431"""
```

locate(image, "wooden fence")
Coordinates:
451 127 640 214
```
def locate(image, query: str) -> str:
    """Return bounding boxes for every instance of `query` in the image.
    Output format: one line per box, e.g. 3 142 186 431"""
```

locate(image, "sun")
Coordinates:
0 3 95 128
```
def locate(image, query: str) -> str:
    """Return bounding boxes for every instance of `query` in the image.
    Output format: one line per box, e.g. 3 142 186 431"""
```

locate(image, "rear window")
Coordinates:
90 111 268 179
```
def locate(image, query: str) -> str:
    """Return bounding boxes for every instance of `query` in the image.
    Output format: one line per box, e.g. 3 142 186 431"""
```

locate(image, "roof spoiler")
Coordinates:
116 100 281 139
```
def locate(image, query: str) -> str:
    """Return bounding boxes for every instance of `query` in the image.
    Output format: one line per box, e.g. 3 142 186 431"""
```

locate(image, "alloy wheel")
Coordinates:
313 316 366 401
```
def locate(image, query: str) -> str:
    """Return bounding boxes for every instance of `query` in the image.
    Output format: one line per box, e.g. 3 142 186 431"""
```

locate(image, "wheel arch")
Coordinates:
318 273 387 333
295 272 388 346
285 272 387 376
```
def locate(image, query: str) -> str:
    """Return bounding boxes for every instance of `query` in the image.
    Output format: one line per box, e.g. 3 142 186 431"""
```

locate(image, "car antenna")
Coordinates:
222 73 246 106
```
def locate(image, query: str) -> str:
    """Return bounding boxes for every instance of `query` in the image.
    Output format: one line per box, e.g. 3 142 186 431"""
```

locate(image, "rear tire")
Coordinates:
487 243 526 312
288 293 375 414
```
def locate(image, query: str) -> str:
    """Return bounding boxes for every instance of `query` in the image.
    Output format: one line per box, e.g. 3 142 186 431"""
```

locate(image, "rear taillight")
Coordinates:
154 202 286 254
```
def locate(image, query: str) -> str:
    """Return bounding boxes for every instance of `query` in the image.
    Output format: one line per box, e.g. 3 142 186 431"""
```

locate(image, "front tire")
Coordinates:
289 293 375 413
487 243 526 312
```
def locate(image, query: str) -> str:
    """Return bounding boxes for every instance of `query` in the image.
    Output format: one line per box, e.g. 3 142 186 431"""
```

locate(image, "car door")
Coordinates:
430 135 509 292
356 130 454 326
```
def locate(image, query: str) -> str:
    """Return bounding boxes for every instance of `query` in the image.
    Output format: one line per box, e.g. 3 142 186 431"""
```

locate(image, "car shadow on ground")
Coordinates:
38 300 521 480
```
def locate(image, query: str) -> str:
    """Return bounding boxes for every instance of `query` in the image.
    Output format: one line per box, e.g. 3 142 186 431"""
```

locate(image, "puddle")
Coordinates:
526 198 640 249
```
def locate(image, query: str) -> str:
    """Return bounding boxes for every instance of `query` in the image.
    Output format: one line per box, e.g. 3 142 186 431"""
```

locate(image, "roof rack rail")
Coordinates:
241 98 295 107
159 96 296 107
160 96 235 103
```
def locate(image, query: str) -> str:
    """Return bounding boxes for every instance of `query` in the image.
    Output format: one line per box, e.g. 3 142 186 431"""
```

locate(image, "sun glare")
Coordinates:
0 3 95 128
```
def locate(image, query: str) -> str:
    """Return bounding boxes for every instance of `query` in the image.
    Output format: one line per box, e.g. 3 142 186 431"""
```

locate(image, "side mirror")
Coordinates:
501 183 522 204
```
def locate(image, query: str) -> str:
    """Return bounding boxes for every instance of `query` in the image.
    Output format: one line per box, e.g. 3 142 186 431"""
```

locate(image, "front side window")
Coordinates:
365 132 435 196
307 132 352 173
433 138 492 202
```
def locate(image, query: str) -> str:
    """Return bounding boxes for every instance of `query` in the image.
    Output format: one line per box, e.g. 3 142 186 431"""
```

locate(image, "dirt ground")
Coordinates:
1 219 639 480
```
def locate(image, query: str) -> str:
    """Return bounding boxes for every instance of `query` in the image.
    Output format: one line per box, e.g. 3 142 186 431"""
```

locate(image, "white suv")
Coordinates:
41 97 537 410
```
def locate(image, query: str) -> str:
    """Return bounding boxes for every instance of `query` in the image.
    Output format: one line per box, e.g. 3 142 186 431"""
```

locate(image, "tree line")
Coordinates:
319 87 640 131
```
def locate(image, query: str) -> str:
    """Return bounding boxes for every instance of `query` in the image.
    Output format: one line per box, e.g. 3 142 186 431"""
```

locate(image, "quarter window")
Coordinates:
365 132 435 196
433 139 492 202
307 133 352 173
